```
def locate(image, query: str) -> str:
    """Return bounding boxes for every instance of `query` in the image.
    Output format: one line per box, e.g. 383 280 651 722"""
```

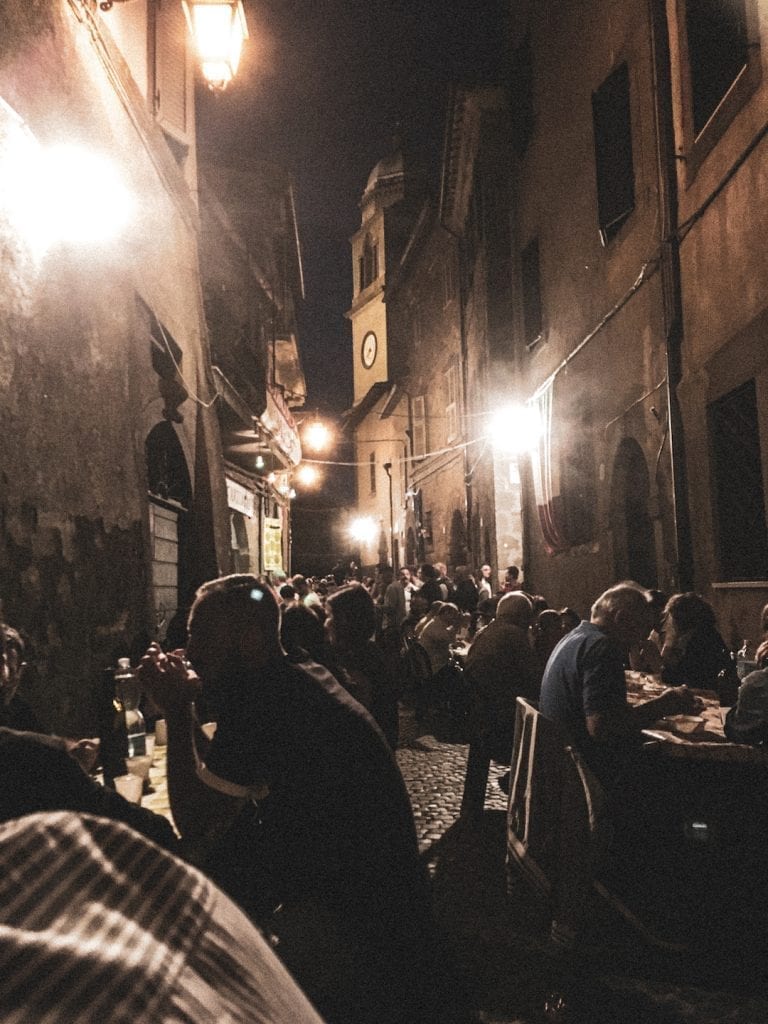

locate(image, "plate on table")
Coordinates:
662 715 704 735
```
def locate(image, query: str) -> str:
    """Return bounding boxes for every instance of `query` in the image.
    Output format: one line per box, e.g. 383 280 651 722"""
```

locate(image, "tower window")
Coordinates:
369 451 376 495
359 233 379 292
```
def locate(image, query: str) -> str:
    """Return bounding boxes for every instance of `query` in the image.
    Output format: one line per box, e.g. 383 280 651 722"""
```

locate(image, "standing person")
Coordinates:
417 563 443 605
477 564 494 602
503 565 522 592
399 565 417 615
435 561 454 602
453 566 479 617
138 575 443 1024
377 565 405 654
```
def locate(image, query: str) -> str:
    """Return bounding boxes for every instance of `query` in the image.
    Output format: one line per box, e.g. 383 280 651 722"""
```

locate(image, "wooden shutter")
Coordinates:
154 0 189 143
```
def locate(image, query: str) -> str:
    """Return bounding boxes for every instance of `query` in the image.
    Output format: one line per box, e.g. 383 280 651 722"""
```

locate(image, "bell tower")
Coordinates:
347 147 409 404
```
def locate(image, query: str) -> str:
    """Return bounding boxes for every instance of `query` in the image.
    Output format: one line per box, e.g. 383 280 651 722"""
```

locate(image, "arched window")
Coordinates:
145 423 192 640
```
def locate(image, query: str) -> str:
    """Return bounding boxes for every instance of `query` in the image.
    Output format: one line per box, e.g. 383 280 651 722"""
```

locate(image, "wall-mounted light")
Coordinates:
182 0 249 91
99 0 248 90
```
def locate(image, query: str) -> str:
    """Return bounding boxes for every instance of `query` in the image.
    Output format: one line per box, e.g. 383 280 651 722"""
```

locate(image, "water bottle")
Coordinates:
736 640 755 681
114 658 146 757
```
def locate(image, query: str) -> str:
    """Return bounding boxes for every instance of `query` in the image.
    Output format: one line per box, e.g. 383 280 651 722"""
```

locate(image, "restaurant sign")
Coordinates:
263 516 283 572
226 478 255 518
261 387 302 467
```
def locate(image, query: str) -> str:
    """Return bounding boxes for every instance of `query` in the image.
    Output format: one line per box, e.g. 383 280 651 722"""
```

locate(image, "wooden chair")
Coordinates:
506 697 684 952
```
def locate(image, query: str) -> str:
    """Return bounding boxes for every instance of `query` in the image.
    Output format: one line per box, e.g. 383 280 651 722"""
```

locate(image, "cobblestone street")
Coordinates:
395 708 768 1024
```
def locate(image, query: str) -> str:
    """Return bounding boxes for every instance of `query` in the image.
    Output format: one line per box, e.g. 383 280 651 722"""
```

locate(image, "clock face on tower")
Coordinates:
361 330 378 369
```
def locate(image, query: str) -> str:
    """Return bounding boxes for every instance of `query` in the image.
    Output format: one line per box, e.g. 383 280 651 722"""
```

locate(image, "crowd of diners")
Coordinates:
1 569 767 1021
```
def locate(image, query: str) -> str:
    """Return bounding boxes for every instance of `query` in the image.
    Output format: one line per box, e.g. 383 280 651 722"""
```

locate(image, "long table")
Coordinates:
626 670 768 764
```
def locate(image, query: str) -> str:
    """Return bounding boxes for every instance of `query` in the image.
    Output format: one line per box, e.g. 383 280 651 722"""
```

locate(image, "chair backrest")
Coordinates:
507 697 610 894
506 697 566 895
402 637 433 682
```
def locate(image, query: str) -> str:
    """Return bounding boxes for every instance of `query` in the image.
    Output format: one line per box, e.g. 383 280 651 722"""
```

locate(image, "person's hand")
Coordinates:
66 737 100 775
661 685 699 715
138 643 199 715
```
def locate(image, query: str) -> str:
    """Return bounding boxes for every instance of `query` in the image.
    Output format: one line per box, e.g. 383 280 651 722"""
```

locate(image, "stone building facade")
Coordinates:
0 1 303 734
509 0 768 641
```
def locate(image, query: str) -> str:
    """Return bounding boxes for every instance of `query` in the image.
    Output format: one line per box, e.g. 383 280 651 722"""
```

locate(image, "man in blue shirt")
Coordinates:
540 582 696 787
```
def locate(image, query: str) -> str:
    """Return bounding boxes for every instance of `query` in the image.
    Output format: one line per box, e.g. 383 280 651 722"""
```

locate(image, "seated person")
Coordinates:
326 583 400 749
533 608 564 681
0 811 323 1024
724 605 768 744
559 606 581 636
279 603 329 665
138 575 448 1024
628 589 666 674
1 624 44 732
419 603 463 678
540 582 697 789
1 623 99 774
661 592 739 705
0 725 178 852
465 592 537 763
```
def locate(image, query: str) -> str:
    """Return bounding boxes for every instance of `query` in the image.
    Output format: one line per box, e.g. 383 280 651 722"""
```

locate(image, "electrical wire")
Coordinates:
303 434 486 468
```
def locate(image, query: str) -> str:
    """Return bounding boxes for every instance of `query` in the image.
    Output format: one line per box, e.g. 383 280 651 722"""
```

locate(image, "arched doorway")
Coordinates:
610 438 657 588
145 423 192 640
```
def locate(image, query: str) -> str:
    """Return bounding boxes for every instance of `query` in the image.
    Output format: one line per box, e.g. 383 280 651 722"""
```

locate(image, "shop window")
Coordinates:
592 63 635 245
708 379 768 580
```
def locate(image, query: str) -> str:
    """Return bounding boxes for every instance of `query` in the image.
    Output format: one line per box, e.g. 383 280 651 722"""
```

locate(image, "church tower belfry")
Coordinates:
345 142 423 571
347 147 410 404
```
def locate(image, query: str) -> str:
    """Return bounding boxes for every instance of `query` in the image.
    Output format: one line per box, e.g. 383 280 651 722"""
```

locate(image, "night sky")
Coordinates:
197 0 507 414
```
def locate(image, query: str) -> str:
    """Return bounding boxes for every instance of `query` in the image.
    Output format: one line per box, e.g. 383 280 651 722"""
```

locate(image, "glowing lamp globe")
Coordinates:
183 0 248 90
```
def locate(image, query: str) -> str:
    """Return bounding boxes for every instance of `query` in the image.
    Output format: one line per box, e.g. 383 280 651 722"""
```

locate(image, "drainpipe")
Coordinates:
649 0 695 591
383 461 396 570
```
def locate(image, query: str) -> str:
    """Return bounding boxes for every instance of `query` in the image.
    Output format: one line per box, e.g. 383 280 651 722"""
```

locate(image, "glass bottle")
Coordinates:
114 657 146 757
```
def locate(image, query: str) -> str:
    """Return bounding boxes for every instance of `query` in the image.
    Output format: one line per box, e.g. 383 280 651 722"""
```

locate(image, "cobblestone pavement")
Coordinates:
395 707 768 1024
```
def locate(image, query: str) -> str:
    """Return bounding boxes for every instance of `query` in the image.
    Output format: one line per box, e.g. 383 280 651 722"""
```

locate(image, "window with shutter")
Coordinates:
521 237 542 347
154 0 190 144
686 0 748 136
592 63 635 245
445 365 459 442
412 395 427 457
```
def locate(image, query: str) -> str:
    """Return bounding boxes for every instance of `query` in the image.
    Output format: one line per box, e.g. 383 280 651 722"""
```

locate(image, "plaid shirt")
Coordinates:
0 811 324 1023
